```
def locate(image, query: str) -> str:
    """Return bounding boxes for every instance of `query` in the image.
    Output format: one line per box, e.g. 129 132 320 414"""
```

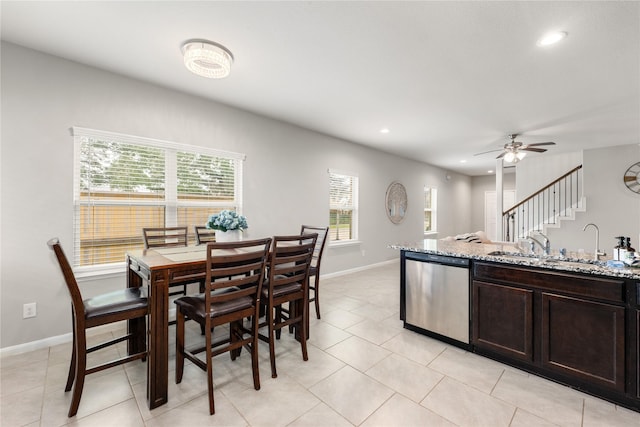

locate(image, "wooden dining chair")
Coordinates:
47 238 148 417
301 225 329 319
174 238 272 415
142 226 197 296
195 226 217 245
258 233 317 378
143 226 189 249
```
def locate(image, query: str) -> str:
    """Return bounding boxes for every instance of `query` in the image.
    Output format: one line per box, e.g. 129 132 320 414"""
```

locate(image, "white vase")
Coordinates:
215 229 241 242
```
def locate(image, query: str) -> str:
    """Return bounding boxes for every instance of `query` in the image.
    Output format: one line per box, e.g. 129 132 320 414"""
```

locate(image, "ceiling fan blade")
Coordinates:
525 142 555 147
521 147 547 153
496 152 506 159
474 148 503 156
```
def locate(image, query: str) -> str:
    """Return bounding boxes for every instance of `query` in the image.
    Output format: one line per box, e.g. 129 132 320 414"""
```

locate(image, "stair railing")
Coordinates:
503 165 583 242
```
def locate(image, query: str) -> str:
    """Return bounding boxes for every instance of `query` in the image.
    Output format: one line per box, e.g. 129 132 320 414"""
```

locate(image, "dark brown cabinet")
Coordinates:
637 309 640 399
472 261 634 407
473 280 533 362
541 293 625 392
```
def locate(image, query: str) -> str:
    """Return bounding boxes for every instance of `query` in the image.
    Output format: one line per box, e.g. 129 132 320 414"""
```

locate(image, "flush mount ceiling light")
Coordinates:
182 39 234 79
537 31 568 47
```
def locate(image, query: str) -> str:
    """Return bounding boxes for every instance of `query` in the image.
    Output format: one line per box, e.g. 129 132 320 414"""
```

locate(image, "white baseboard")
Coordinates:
0 260 398 357
0 322 124 358
320 258 397 279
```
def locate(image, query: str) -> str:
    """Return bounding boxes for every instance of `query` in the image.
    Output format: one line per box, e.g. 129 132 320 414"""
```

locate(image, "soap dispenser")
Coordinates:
624 237 636 263
614 236 625 261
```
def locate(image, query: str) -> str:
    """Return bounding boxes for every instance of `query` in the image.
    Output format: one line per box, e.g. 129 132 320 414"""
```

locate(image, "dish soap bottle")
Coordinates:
614 236 625 261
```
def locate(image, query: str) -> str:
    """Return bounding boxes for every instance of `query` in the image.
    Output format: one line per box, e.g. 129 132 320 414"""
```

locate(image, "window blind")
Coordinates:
328 170 358 242
72 127 244 269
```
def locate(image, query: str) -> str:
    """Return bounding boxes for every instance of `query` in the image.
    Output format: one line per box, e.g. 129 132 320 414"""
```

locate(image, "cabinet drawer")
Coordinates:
473 262 625 303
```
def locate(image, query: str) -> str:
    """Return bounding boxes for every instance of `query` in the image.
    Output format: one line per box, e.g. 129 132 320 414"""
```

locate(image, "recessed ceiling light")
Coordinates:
537 31 567 47
460 160 467 163
488 170 494 174
380 128 390 134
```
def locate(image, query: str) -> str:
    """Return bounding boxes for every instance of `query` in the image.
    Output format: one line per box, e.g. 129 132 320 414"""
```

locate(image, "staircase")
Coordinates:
502 165 584 242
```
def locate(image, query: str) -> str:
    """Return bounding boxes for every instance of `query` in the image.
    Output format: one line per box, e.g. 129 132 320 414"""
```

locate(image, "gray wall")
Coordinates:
528 145 640 255
0 43 471 350
515 151 583 200
470 172 516 233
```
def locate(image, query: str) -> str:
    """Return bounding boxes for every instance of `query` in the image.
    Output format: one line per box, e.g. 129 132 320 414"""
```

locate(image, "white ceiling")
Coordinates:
2 1 639 176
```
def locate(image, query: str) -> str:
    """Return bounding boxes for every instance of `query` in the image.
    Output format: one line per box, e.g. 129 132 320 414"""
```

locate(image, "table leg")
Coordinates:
147 270 169 409
126 256 145 357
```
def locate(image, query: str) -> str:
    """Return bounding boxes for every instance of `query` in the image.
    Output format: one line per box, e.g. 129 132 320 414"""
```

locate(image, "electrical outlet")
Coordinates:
361 250 366 257
23 303 37 319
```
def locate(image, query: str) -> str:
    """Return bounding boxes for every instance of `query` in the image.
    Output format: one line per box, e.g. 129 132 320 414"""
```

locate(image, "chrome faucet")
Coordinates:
527 231 551 256
582 223 606 261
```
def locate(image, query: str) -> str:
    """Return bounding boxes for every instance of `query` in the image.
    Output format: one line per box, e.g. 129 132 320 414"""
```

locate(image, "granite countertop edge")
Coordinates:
390 240 640 280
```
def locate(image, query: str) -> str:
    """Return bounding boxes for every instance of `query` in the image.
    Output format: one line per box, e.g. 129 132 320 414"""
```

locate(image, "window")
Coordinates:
72 127 244 270
328 170 358 243
424 186 437 233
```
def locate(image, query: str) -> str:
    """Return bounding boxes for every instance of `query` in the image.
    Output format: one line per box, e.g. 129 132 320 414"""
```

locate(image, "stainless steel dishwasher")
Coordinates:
404 252 470 345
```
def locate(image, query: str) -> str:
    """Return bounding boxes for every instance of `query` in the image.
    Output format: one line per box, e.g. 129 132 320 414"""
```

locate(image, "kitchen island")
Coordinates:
391 239 640 412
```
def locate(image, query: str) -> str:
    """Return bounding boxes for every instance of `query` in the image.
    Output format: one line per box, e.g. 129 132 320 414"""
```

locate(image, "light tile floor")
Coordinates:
2 263 639 426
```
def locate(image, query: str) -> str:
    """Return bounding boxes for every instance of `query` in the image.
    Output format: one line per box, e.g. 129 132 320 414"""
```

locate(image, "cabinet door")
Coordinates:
541 293 625 392
473 281 534 362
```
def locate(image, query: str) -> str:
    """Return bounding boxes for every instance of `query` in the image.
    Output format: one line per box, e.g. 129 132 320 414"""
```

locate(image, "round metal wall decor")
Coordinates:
623 161 640 194
385 182 407 224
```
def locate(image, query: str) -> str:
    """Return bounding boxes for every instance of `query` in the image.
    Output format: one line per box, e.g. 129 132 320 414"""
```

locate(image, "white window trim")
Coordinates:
424 186 438 236
72 127 245 279
328 168 359 246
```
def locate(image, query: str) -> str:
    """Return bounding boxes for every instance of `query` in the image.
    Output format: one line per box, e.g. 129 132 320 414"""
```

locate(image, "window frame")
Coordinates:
72 127 245 278
424 185 438 235
328 169 359 246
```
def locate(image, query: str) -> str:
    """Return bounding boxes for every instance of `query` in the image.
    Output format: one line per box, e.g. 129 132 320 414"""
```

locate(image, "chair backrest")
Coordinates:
301 225 329 270
143 227 188 249
195 226 217 245
267 234 318 298
204 238 272 317
48 238 85 319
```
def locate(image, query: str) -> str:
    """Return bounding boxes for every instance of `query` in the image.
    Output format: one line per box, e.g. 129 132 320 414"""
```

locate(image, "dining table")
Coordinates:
125 243 309 410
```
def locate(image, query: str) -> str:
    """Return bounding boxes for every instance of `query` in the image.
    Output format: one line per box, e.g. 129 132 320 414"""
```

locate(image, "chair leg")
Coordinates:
313 275 321 319
275 305 282 340
251 314 261 391
175 310 185 384
205 318 215 415
65 316 77 392
68 330 87 417
300 300 309 362
230 321 240 360
267 305 277 378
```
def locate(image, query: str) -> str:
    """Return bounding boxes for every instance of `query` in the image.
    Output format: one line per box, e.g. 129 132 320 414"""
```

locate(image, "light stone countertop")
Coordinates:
390 239 640 280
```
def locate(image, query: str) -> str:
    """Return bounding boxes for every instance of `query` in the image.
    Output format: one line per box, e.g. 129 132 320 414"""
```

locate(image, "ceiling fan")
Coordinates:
475 134 556 163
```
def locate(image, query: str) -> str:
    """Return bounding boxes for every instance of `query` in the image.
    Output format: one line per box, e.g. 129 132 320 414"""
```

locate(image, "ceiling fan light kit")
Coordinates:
475 134 556 164
504 151 527 163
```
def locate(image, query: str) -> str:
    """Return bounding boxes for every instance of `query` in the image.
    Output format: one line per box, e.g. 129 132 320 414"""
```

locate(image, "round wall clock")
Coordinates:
623 161 640 194
385 182 407 224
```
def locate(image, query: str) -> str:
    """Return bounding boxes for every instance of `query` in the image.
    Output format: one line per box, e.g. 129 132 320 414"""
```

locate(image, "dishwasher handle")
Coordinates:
405 252 469 267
